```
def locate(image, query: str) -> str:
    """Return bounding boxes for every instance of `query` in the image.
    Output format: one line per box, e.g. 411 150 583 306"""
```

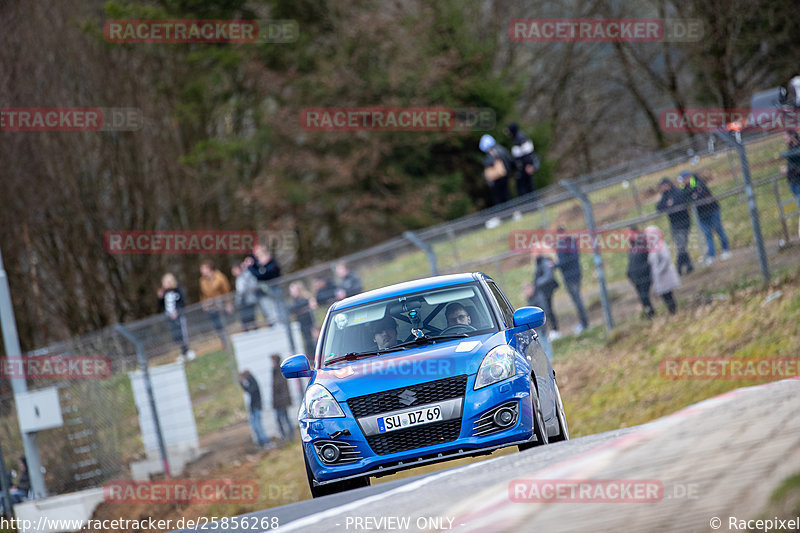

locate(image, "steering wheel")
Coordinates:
440 324 476 335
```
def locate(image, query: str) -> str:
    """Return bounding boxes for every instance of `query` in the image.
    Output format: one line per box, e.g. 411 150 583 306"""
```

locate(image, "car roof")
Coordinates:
331 272 490 311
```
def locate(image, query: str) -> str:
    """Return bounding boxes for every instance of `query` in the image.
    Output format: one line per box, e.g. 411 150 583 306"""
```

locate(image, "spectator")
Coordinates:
523 282 554 361
312 276 338 308
199 260 233 339
646 226 679 314
678 170 730 266
532 251 561 340
626 228 655 319
656 177 694 275
271 354 294 441
10 457 30 503
239 370 273 449
288 281 317 355
479 134 513 206
555 227 589 333
506 123 537 197
244 245 281 325
780 130 800 237
335 262 363 300
157 273 194 361
231 263 259 331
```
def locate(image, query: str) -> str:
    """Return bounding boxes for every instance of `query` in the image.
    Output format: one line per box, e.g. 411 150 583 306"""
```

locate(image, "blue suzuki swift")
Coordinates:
281 272 569 497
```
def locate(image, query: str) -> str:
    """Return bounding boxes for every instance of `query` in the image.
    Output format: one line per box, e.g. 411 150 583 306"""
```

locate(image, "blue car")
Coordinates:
281 272 569 497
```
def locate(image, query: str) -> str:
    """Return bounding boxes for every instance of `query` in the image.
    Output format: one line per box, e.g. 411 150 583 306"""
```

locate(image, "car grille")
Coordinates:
366 419 462 455
347 375 468 418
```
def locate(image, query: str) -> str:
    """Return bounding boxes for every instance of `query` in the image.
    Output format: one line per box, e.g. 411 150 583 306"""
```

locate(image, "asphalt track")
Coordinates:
175 377 800 533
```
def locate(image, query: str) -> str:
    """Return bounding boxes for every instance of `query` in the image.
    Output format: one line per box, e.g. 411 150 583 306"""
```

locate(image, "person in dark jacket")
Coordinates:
288 281 316 355
157 273 193 360
506 123 537 197
9 456 30 503
656 177 694 275
239 370 273 449
626 228 655 318
335 262 363 300
313 276 338 308
555 227 589 333
678 171 730 265
532 252 561 340
479 134 514 206
244 245 281 325
780 130 800 237
271 354 294 441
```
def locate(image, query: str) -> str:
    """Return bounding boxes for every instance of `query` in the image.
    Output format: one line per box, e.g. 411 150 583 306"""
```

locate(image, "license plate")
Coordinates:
377 405 442 433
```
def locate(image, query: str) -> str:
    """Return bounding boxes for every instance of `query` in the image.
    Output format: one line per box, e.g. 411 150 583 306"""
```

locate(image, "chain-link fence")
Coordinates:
5 130 799 500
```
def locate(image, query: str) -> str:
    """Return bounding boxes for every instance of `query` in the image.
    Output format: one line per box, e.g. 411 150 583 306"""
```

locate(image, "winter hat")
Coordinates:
479 134 496 152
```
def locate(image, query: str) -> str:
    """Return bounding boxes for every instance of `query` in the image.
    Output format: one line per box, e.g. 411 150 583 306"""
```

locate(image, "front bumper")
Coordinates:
303 372 534 484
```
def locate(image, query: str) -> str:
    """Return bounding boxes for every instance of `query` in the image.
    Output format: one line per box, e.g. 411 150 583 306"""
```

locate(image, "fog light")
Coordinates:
493 407 515 427
320 443 340 463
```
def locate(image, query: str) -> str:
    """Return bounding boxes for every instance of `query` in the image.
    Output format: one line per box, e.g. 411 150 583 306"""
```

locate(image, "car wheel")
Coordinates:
549 378 569 442
304 451 370 498
518 375 549 451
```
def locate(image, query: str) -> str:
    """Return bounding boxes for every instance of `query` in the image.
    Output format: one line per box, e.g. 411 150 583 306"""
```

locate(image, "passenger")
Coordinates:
444 303 472 327
372 315 398 350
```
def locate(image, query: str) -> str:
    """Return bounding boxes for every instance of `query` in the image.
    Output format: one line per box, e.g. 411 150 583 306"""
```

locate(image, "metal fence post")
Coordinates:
115 324 171 478
0 246 47 499
713 131 770 281
561 180 614 331
403 231 439 275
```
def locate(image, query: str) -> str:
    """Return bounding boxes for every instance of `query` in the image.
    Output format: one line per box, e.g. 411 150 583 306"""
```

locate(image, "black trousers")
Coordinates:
634 282 654 318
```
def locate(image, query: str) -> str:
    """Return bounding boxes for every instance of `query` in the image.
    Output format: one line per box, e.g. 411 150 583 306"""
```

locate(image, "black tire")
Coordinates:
518 375 549 451
304 452 370 498
549 378 569 442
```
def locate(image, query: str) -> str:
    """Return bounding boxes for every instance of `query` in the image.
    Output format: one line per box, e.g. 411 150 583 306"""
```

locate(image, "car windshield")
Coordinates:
321 282 498 365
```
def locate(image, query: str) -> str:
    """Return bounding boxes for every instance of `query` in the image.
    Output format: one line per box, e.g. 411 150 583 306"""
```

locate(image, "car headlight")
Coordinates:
474 345 516 390
305 384 345 418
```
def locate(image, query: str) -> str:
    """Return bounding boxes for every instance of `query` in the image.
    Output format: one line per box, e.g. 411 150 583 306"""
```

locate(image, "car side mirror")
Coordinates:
281 354 314 379
513 306 546 329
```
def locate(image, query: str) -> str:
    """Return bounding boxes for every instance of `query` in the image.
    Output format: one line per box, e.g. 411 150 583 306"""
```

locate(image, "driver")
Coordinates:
445 303 472 327
372 315 398 350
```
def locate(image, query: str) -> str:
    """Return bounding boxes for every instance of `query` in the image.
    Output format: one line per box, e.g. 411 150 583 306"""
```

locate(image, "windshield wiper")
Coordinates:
392 332 469 349
325 346 408 366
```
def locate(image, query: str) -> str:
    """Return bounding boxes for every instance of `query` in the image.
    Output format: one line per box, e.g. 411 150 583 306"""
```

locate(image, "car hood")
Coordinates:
314 331 507 401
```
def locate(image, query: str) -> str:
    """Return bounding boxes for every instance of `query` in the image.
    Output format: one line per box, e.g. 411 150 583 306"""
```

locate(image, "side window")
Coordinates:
486 281 514 327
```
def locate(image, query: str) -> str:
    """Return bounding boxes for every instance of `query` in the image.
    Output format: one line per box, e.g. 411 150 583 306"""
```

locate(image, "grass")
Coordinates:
762 472 800 522
185 349 247 435
357 133 797 314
